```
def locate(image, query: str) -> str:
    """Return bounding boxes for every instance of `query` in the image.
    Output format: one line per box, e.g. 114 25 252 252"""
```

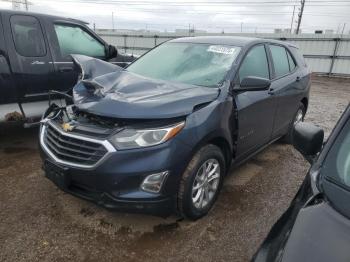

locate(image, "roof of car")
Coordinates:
170 36 296 48
0 9 88 24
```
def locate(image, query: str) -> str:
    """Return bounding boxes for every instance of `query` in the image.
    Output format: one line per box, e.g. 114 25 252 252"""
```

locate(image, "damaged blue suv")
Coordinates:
40 36 310 219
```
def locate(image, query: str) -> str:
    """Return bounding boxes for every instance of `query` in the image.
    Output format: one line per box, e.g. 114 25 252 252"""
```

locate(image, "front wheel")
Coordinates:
177 144 225 220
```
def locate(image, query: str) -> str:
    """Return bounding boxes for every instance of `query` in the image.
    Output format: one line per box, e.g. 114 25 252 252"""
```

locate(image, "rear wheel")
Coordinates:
283 103 306 143
178 144 225 220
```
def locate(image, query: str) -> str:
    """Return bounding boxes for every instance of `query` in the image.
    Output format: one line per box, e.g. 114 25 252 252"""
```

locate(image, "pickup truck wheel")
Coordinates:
283 103 306 144
178 144 225 220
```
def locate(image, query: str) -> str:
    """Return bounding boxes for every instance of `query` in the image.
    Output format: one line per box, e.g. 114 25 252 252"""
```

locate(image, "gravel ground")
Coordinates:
0 76 349 262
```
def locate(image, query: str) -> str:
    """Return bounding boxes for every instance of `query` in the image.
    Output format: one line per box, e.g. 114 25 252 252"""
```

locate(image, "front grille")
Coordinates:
43 123 108 166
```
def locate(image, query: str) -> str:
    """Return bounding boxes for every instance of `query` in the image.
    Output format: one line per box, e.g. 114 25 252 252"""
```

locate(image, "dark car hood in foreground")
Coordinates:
71 55 219 119
253 172 350 262
280 202 350 262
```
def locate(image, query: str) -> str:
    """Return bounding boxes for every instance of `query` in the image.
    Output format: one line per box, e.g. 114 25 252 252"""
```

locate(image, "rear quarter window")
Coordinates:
287 50 297 71
290 46 307 67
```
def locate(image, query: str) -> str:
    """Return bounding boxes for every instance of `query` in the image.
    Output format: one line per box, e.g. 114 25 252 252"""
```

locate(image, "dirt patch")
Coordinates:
0 76 349 262
4 111 24 122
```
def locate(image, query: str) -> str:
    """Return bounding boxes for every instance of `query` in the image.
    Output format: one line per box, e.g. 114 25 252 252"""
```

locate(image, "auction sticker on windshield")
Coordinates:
207 45 238 55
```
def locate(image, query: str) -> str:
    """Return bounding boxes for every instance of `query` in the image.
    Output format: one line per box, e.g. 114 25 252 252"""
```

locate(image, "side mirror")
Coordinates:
293 122 324 163
106 45 118 59
238 76 271 91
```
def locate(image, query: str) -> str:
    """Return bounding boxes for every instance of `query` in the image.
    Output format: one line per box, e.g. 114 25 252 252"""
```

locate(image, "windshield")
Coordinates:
127 42 241 87
322 119 350 187
321 114 350 217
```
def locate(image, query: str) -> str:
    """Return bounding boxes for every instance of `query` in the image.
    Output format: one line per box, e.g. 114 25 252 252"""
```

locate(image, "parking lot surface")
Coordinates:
0 76 349 262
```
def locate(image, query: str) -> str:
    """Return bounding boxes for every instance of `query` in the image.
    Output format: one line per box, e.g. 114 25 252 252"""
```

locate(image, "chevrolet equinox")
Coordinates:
40 36 310 219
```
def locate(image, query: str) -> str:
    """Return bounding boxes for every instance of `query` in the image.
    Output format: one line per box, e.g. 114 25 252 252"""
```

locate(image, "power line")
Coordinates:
4 0 350 19
30 0 350 6
52 7 350 19
3 0 349 33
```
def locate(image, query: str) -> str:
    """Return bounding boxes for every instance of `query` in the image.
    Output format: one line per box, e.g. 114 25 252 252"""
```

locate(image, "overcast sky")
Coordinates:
1 0 350 33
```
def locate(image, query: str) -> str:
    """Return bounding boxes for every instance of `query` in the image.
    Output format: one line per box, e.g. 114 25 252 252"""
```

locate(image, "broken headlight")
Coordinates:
110 122 185 150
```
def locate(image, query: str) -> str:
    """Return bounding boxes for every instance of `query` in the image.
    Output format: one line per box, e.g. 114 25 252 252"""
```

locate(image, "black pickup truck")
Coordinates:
0 9 134 124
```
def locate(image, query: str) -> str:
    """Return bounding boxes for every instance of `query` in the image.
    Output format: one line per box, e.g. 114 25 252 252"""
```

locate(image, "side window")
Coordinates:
270 45 290 78
54 24 105 58
10 15 46 57
239 45 269 81
290 46 307 67
287 50 297 71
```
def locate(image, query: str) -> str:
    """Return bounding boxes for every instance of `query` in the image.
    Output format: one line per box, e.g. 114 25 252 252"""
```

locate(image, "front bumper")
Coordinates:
40 121 193 217
44 159 175 216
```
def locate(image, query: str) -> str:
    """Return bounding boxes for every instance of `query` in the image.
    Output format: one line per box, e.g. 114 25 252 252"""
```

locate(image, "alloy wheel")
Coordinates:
191 159 221 209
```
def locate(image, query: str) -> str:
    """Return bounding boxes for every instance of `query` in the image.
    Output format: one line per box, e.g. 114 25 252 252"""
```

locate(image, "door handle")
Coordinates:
59 67 74 73
296 76 301 82
268 88 275 95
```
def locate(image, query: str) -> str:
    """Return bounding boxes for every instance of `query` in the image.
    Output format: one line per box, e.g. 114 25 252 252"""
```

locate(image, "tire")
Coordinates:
282 102 306 144
177 144 226 220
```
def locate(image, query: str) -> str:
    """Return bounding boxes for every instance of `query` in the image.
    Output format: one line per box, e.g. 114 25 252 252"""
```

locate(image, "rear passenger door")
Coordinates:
268 44 302 138
235 44 277 159
3 14 54 101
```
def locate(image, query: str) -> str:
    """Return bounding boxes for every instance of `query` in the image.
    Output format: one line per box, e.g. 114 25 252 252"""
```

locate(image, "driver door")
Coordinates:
234 44 277 160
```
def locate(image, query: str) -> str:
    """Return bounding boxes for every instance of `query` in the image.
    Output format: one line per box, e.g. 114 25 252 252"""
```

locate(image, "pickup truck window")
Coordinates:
54 24 105 58
270 45 290 77
239 45 270 81
10 15 46 57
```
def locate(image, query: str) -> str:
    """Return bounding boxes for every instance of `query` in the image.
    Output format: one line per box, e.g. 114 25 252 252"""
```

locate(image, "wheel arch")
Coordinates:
206 136 233 171
301 97 308 112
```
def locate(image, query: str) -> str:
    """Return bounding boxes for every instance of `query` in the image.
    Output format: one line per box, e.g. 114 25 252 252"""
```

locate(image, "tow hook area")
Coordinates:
23 121 41 128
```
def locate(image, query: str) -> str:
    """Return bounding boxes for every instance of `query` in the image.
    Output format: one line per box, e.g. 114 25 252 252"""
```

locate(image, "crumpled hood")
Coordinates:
71 55 219 119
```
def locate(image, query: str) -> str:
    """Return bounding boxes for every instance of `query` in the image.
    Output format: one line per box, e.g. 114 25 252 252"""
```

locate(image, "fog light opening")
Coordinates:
141 171 169 193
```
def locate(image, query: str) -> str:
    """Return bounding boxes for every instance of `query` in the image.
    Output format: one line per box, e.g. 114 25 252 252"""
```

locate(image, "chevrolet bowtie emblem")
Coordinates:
61 122 75 132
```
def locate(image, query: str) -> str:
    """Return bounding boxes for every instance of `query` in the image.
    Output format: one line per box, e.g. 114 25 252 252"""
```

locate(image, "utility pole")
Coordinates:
290 5 296 33
12 0 20 10
341 23 346 36
24 0 28 11
240 22 243 33
296 0 305 34
112 12 115 31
